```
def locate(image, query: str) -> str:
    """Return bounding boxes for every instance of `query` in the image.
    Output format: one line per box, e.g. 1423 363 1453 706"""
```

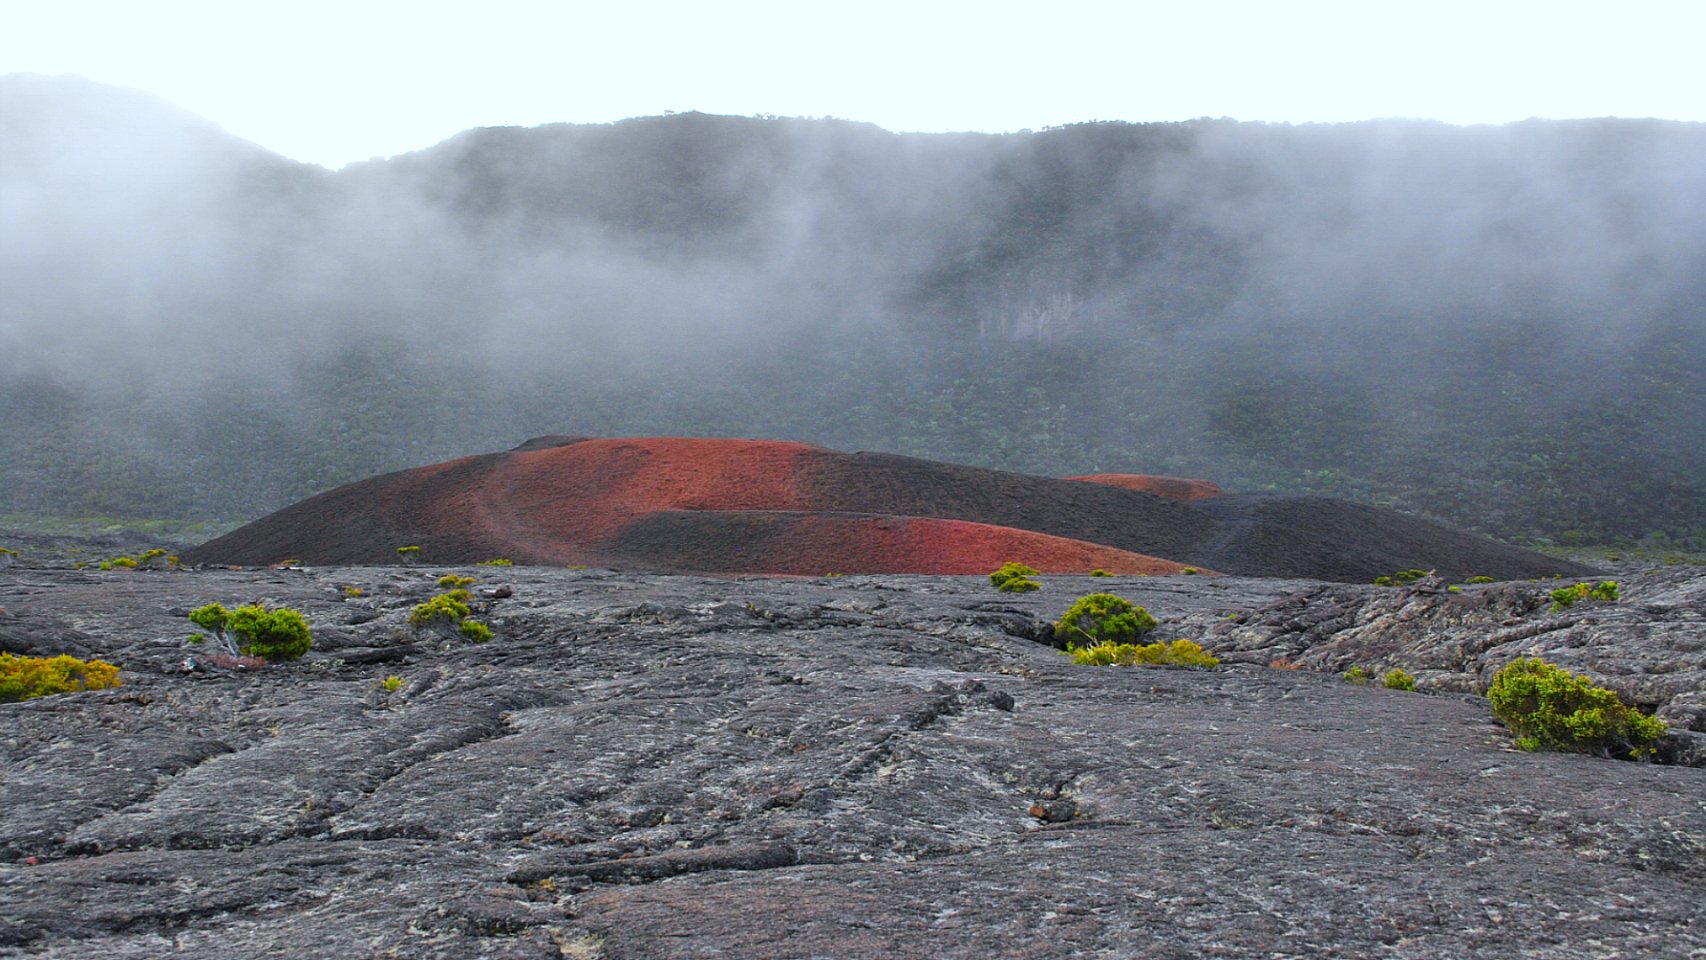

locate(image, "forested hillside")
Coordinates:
2 74 1702 549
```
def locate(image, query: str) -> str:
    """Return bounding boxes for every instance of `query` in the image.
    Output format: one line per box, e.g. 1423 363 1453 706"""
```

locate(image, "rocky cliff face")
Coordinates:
2 562 1703 958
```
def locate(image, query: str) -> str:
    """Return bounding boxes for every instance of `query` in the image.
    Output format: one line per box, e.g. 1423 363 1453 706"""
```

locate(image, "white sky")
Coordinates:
4 0 1703 169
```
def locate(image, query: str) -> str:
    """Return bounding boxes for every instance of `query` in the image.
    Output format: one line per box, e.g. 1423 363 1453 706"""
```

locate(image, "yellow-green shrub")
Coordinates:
188 603 313 661
1054 593 1157 648
410 592 472 627
1549 581 1620 612
1 654 122 702
989 562 1041 593
1383 668 1417 691
1070 638 1219 668
1487 657 1667 759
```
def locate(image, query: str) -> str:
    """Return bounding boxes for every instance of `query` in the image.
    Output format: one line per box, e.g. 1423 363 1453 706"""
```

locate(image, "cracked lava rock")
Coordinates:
2 559 1703 958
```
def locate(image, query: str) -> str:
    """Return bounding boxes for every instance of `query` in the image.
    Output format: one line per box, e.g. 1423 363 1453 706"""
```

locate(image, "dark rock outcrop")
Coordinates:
2 561 1702 958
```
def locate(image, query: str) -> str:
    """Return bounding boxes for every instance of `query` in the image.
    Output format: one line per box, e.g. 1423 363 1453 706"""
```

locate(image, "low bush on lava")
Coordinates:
1383 668 1417 691
1548 580 1620 612
1487 657 1667 760
437 574 477 588
1373 568 1430 587
989 562 1041 593
1054 593 1157 649
1 653 122 702
411 590 492 642
1070 638 1219 669
187 602 313 662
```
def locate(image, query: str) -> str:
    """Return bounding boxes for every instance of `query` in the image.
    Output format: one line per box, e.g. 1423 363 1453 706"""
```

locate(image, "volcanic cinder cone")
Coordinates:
183 437 1597 582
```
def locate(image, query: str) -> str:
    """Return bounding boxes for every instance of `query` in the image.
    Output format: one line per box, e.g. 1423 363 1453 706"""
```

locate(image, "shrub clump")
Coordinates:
1549 581 1620 613
410 591 472 626
1054 593 1158 649
410 590 491 642
1373 568 1430 587
1487 657 1667 759
989 562 1041 593
1 653 122 702
476 558 514 567
437 574 477 588
1383 668 1417 691
188 603 313 662
1070 638 1219 668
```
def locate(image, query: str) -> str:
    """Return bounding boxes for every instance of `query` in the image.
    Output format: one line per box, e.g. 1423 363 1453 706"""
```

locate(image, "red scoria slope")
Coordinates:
183 438 1197 575
182 436 1598 582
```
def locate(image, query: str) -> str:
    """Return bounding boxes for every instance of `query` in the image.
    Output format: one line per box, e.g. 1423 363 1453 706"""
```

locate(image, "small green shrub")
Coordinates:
1070 638 1219 668
1373 569 1430 587
341 586 365 599
380 675 404 693
1181 567 1200 576
410 592 472 627
1088 568 1113 577
410 590 493 642
1549 581 1620 612
187 603 313 661
1342 666 1369 685
396 546 421 564
1054 593 1158 649
1466 575 1495 584
1 653 122 702
476 558 513 567
437 574 477 588
111 556 138 569
1383 668 1417 691
989 562 1041 593
1488 657 1666 759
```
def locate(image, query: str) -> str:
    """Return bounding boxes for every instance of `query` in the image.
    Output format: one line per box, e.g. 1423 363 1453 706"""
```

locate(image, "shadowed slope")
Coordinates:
183 437 1597 581
1066 474 1224 500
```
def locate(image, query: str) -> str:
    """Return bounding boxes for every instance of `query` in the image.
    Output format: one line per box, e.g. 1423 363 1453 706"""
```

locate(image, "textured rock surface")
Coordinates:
2 562 1702 958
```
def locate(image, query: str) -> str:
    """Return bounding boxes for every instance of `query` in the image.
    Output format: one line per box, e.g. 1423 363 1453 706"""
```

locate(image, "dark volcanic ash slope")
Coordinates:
182 437 1595 582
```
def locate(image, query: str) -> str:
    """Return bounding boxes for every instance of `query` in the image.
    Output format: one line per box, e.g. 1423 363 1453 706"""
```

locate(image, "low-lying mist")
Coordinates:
2 74 1702 548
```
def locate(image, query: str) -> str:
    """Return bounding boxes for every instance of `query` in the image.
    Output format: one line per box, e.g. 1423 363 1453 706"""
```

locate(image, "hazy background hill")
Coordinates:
2 74 1702 550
